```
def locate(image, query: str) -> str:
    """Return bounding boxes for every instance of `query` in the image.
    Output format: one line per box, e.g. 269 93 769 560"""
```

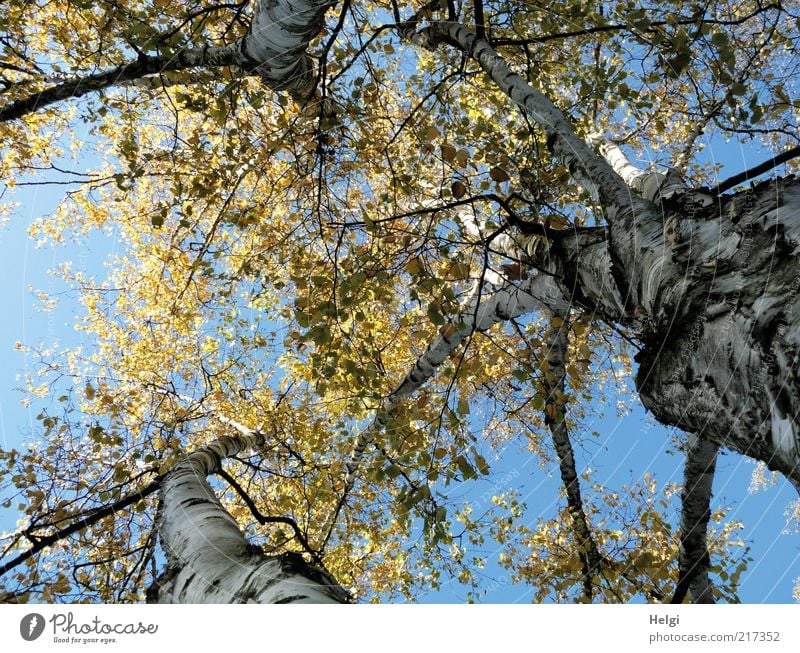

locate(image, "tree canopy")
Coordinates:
0 0 799 603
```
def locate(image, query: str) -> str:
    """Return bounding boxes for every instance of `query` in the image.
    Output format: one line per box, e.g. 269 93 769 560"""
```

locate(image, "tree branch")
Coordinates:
215 466 323 565
0 46 243 123
670 433 718 604
427 24 632 208
322 271 568 547
402 22 671 318
541 312 605 600
715 145 800 195
0 0 337 122
0 477 161 577
488 3 783 47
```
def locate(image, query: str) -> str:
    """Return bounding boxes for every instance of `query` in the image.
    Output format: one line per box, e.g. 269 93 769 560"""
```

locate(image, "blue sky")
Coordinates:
1 123 798 602
415 398 799 602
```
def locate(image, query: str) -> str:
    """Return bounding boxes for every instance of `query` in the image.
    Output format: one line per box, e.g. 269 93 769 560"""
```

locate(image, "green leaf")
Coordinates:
441 143 457 163
427 304 445 325
455 455 477 479
474 454 490 475
457 396 470 415
511 368 529 382
307 324 332 346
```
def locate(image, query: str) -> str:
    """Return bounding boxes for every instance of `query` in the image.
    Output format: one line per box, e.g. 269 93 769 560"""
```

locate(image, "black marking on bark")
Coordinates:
277 552 350 601
179 496 216 508
279 551 307 571
147 564 178 603
671 437 718 604
177 571 198 599
274 594 309 603
232 562 281 603
608 247 634 318
550 240 602 316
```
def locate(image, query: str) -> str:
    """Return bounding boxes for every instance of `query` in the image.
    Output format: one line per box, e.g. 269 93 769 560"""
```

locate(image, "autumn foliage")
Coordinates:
1 0 798 602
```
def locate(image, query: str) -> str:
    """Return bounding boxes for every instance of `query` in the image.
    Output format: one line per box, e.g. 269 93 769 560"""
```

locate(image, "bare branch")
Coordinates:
715 145 800 195
0 46 242 123
488 4 784 47
671 433 718 604
0 477 161 577
541 313 605 600
215 466 323 565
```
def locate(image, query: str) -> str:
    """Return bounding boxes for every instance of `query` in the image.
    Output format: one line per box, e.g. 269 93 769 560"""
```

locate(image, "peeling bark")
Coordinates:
546 174 800 487
636 178 800 487
580 138 800 488
150 432 349 603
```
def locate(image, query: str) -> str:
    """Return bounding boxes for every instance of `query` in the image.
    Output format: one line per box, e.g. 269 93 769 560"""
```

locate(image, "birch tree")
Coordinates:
1 0 798 603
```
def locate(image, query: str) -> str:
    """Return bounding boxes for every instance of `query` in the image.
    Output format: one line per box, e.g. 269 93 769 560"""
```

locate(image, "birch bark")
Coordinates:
242 0 335 98
672 434 718 604
150 432 349 603
412 23 800 488
0 0 335 121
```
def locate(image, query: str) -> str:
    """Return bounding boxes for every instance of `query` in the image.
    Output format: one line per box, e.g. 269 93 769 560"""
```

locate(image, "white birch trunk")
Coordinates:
150 432 349 603
587 132 689 202
412 23 800 489
0 0 335 121
240 0 335 97
636 177 800 489
429 23 672 321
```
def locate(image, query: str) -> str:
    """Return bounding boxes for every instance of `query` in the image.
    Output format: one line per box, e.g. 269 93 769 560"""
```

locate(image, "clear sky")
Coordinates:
1 126 798 603
415 400 800 602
